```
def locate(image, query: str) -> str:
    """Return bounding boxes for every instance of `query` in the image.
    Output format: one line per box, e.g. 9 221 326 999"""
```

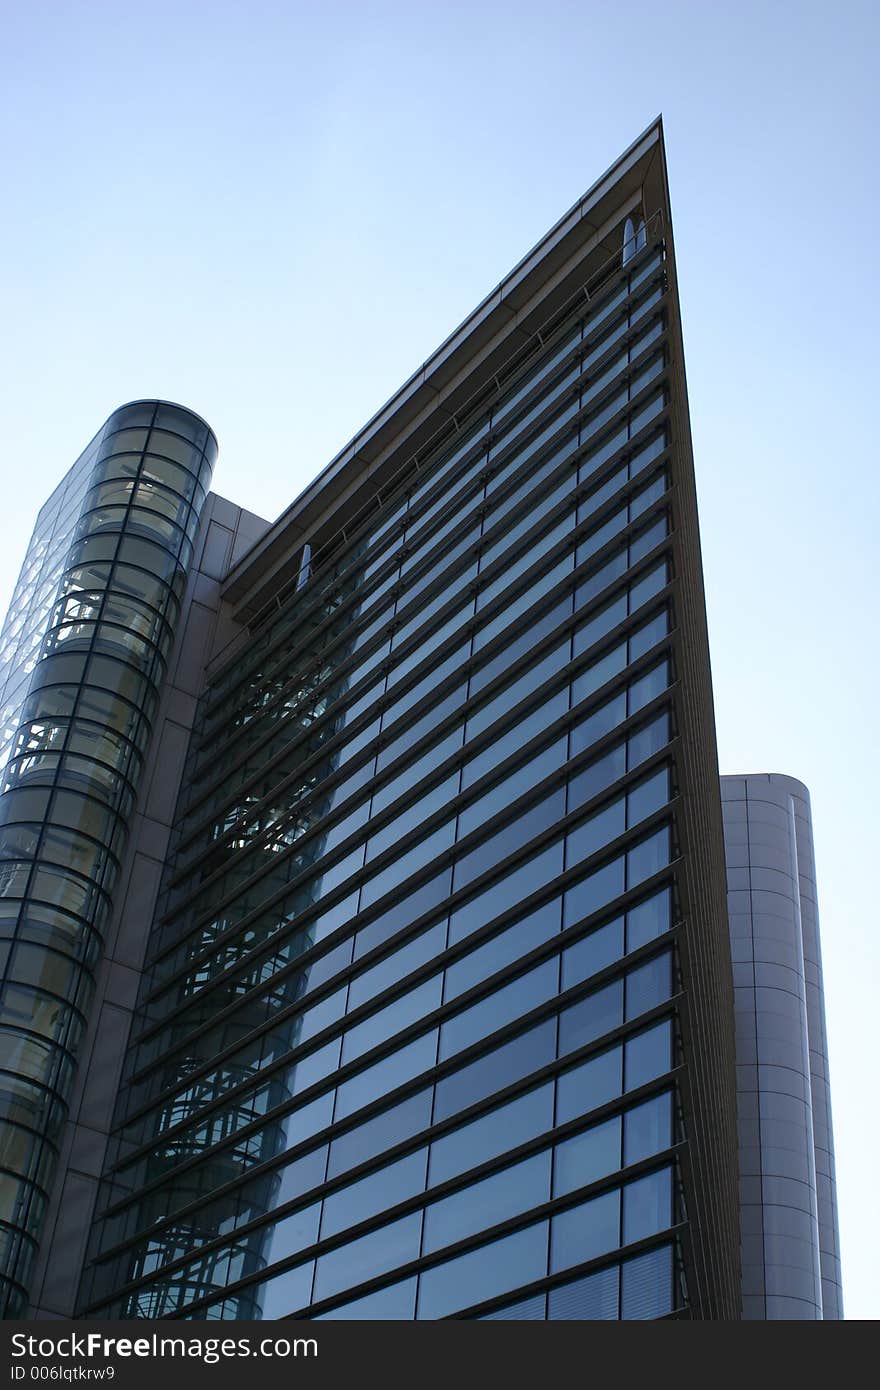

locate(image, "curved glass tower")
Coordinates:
0 401 216 1316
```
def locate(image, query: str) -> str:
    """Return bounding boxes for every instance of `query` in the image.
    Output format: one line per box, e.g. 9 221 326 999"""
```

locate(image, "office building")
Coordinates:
1 120 762 1320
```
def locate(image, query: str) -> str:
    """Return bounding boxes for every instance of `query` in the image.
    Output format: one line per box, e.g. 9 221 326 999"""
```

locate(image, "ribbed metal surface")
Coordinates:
658 199 742 1318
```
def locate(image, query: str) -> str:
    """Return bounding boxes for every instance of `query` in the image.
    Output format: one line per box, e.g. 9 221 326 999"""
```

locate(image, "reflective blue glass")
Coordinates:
554 1116 622 1196
416 1221 549 1319
428 1082 554 1189
422 1151 551 1255
550 1190 620 1272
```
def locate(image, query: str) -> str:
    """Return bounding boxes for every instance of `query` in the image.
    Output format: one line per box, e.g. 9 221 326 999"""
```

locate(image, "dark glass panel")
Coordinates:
554 1116 622 1197
422 1150 551 1255
416 1221 549 1319
428 1083 554 1187
433 1020 556 1123
556 1045 623 1124
622 1166 672 1244
550 1190 620 1272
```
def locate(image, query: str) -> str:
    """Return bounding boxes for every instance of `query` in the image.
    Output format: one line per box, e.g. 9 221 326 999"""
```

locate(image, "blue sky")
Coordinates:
1 0 877 1317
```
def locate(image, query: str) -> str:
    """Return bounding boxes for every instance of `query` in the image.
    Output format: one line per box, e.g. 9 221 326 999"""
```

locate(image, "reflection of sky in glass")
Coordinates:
0 433 100 777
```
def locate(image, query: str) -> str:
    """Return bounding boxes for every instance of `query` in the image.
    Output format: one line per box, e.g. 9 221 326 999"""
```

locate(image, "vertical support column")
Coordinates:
786 784 843 1319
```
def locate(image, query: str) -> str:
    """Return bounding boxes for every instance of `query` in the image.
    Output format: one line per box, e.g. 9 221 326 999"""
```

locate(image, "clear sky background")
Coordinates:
1 0 877 1318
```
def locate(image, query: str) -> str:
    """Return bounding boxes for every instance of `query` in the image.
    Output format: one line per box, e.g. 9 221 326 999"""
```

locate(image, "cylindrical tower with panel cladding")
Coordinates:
721 773 842 1319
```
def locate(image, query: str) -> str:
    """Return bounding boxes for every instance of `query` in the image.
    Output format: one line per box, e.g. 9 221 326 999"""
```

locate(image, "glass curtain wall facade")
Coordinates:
0 402 216 1316
77 199 736 1321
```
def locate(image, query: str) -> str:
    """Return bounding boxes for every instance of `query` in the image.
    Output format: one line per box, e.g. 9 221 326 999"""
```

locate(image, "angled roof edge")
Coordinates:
222 118 666 611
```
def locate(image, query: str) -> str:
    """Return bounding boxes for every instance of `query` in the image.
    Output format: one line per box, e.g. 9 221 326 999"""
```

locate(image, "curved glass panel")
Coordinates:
0 400 215 1314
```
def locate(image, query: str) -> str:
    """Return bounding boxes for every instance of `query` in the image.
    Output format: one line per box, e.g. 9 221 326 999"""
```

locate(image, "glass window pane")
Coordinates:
327 1089 433 1179
550 1190 620 1272
625 888 671 951
567 799 625 866
422 1151 551 1255
416 1221 549 1320
428 1082 554 1187
454 790 565 890
313 1212 423 1303
559 980 623 1057
479 1291 547 1320
568 744 626 810
343 976 443 1064
556 1045 623 1124
571 654 626 720
439 959 557 1061
625 952 672 1021
458 743 565 840
354 873 451 960
448 844 564 947
563 856 626 928
623 1167 672 1245
433 1020 556 1123
627 767 669 826
315 1277 417 1319
627 660 668 715
334 1031 438 1120
548 1263 619 1319
626 827 670 887
348 921 446 1010
251 1259 315 1319
574 595 627 658
624 1092 672 1167
320 1149 428 1240
629 561 667 612
561 919 624 990
620 1243 673 1319
628 608 668 662
554 1116 622 1197
444 901 560 1001
624 1021 672 1092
